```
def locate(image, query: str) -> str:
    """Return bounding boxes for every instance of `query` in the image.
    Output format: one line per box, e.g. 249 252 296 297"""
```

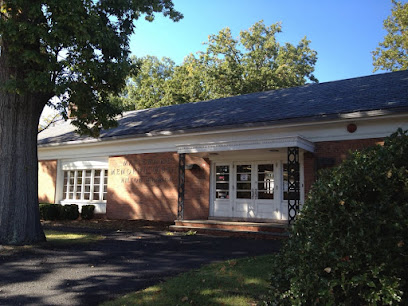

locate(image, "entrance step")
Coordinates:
169 220 289 240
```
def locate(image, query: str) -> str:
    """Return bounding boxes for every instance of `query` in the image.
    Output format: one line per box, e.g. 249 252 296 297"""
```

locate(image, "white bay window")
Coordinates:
58 158 109 214
63 169 107 201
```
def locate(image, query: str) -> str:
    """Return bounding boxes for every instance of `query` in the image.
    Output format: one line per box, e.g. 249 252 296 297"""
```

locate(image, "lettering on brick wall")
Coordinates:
110 158 175 184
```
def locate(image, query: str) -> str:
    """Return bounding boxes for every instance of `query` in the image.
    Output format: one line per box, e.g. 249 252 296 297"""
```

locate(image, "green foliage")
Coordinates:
114 20 318 110
103 255 275 306
373 0 408 72
39 203 80 220
81 205 95 220
62 204 79 220
0 0 182 136
39 203 63 220
268 129 408 305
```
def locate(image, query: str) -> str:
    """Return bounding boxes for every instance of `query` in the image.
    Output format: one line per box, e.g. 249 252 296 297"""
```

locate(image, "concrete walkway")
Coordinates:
0 228 281 305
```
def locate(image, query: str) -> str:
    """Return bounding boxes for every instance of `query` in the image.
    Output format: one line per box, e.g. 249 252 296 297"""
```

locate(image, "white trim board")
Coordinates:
38 115 408 160
177 136 315 153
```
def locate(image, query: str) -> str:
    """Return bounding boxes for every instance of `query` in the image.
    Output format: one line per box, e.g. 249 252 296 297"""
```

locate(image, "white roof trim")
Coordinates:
177 136 315 153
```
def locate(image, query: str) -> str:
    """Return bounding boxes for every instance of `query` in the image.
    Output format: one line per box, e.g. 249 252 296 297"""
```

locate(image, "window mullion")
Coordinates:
81 170 85 200
66 171 70 200
73 170 78 200
90 169 95 201
100 170 105 201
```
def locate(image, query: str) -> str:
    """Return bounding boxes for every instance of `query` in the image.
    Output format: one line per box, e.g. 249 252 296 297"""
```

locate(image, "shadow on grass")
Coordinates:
103 255 276 306
0 232 280 305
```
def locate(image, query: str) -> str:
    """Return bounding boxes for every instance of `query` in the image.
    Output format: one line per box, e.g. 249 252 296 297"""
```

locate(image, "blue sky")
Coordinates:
129 0 398 83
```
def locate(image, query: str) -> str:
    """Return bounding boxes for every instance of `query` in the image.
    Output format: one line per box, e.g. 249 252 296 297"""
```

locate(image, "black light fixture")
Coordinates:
185 164 200 170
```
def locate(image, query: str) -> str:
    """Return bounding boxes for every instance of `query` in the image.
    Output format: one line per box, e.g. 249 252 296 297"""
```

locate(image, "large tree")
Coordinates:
373 0 408 72
118 21 318 110
0 0 182 245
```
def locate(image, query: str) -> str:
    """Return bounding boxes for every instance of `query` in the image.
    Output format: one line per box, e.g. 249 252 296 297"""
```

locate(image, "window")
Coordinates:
257 163 274 200
63 169 107 201
236 164 251 199
215 165 230 199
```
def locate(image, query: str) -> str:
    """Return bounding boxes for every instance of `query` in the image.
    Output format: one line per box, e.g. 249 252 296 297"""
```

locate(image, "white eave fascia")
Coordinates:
37 111 408 150
176 135 315 154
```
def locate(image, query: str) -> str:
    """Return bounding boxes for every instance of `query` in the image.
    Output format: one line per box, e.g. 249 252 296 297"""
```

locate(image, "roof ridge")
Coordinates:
119 70 408 116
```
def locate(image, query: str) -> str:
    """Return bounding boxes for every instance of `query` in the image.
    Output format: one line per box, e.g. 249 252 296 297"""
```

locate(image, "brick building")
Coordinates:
38 70 408 224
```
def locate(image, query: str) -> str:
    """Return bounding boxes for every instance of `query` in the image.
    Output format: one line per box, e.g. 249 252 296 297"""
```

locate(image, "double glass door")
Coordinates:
213 161 282 219
234 162 278 219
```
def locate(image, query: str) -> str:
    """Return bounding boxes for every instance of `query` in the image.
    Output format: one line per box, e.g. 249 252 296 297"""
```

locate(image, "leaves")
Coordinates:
114 20 318 110
268 129 408 305
372 0 408 72
0 0 183 136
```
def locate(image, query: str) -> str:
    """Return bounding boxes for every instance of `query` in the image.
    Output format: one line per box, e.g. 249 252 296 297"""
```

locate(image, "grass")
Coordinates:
0 230 103 255
44 230 104 245
103 254 275 306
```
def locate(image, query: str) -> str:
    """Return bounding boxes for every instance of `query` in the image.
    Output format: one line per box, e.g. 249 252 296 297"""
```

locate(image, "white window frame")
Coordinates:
62 169 107 202
56 157 109 214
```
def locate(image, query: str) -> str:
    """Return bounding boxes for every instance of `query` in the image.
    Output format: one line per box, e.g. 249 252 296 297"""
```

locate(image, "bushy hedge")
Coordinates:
81 205 95 220
268 129 408 305
39 203 63 220
62 204 79 220
40 204 79 220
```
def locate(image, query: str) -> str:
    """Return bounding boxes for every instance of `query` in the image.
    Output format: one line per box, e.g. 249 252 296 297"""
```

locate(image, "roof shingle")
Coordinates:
38 70 408 146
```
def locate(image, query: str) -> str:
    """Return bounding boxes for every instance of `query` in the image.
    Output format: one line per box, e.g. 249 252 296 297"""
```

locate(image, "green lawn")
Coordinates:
44 230 104 245
103 254 275 306
0 230 103 255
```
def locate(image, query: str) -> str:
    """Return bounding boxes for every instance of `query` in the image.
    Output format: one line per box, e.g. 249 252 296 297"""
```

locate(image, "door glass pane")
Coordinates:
257 164 274 200
236 164 251 173
216 183 229 190
237 191 251 199
216 174 229 182
236 164 251 199
215 165 229 199
237 182 251 190
216 165 229 174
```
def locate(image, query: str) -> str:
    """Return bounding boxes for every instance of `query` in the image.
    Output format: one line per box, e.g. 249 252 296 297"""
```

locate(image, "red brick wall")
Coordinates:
38 160 57 203
304 138 384 195
106 152 210 221
184 156 210 220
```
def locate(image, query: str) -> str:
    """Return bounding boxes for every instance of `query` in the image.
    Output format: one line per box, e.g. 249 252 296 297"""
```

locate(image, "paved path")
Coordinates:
0 228 281 305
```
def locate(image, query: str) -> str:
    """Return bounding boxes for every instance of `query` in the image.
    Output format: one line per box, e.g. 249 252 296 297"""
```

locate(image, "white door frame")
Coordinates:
232 161 282 219
209 151 305 221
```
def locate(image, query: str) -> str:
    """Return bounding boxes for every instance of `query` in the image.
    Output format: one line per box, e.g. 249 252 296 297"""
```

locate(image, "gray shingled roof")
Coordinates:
38 70 408 146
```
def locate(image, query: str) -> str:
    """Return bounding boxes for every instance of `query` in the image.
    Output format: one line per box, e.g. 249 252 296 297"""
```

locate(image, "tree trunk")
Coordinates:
0 92 46 245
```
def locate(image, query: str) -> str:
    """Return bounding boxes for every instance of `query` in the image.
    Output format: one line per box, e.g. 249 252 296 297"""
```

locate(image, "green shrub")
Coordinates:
61 204 79 220
268 129 408 305
39 203 79 220
39 204 63 220
81 205 95 220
